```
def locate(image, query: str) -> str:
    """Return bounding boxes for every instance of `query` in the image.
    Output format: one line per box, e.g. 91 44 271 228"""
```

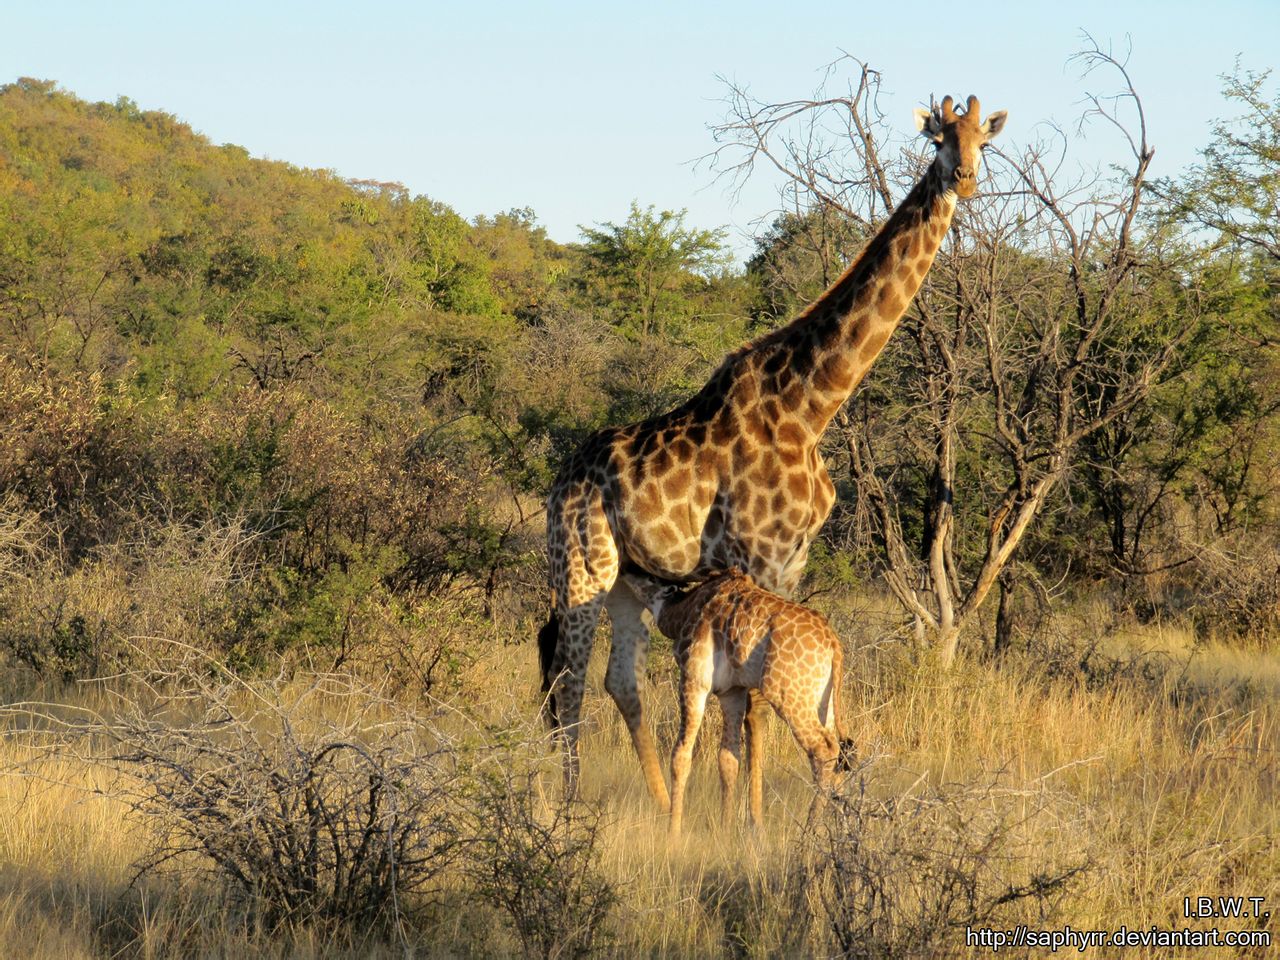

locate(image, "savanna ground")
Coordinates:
2 588 1276 958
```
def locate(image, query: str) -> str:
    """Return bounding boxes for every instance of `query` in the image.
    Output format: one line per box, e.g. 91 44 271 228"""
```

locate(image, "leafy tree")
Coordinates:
471 207 566 318
746 206 867 323
405 198 502 317
1163 66 1280 267
578 201 731 337
1063 65 1280 623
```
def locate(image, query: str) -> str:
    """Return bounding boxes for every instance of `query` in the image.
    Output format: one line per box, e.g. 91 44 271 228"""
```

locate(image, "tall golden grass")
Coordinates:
1 600 1277 957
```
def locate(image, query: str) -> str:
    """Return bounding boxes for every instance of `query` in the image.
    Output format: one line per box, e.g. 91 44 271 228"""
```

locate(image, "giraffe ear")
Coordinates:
982 110 1008 139
914 107 944 143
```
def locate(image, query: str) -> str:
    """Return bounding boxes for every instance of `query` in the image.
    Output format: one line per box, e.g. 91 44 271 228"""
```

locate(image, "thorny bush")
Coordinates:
806 763 1089 960
13 656 466 933
464 766 617 960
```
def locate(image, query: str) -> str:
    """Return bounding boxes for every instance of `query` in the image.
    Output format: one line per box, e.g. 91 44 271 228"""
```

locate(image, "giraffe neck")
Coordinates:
770 166 956 433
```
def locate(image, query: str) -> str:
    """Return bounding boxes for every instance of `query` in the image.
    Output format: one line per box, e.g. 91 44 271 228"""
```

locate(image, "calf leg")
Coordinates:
717 688 748 828
784 711 840 823
670 671 711 838
744 691 768 828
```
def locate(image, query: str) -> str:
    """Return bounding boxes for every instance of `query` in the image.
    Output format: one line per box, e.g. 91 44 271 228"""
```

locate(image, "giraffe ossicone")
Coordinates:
540 95 1007 807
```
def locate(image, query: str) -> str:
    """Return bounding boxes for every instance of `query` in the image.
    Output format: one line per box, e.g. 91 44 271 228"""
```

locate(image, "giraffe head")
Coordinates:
913 95 1007 199
641 582 687 624
638 568 749 629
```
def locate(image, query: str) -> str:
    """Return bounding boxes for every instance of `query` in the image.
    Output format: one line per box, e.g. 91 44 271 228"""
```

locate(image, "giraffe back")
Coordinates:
656 570 840 700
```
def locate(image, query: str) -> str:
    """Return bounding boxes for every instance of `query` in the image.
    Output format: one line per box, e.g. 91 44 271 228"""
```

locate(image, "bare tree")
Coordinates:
711 41 1199 662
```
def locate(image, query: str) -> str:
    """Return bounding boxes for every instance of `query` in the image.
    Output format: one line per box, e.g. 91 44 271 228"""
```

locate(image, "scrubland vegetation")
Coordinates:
1 46 1278 957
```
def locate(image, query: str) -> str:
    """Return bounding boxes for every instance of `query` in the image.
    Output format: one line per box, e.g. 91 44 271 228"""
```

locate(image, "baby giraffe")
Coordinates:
641 568 853 836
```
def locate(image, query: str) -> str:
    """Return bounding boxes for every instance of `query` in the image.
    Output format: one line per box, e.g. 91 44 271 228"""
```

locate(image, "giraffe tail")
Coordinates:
831 637 857 773
537 612 560 727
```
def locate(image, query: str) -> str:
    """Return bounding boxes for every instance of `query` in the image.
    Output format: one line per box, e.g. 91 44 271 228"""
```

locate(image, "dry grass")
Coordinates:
1 596 1278 958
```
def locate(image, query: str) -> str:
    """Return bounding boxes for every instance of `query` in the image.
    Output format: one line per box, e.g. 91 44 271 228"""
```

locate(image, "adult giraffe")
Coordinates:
541 95 1006 808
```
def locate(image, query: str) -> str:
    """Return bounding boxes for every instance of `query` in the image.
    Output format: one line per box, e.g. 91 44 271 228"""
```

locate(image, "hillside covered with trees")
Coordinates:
2 69 1276 681
0 76 761 679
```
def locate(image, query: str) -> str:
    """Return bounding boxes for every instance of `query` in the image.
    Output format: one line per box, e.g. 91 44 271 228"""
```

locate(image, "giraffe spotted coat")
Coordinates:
540 96 1008 808
640 569 851 835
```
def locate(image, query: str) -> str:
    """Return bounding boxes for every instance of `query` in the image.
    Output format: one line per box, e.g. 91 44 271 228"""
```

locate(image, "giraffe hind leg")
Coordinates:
717 687 749 828
788 715 840 822
546 472 619 801
537 612 560 727
549 595 607 801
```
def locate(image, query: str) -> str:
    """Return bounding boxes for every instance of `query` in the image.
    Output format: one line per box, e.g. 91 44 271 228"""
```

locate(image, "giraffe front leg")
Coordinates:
744 690 768 828
605 584 672 812
717 688 748 828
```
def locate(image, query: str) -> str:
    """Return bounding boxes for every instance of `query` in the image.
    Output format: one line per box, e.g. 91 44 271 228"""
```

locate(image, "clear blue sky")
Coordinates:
4 1 1278 262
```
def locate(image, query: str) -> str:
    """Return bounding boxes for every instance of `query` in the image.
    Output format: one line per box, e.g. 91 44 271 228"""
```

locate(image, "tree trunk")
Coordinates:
993 568 1016 658
936 625 961 668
